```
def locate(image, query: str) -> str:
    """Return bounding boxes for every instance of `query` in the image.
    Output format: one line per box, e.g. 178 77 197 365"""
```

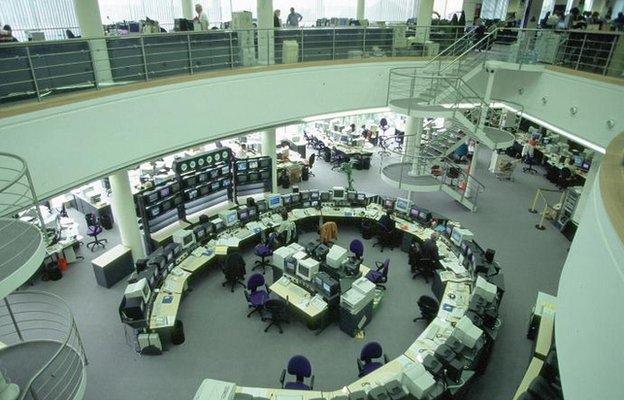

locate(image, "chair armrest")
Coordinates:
265 284 271 294
310 375 314 390
357 358 364 373
383 354 389 364
375 261 383 271
280 369 286 388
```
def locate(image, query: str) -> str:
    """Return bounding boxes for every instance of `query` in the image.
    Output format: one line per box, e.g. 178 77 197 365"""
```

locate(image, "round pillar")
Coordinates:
416 0 434 42
257 0 275 65
73 0 113 84
109 170 146 261
261 128 278 192
404 116 424 176
357 0 366 21
182 0 194 19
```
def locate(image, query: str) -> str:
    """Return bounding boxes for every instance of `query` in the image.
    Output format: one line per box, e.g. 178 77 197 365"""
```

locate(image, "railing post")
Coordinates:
603 37 617 76
140 36 149 81
536 202 548 230
362 25 367 56
332 27 336 60
188 33 194 74
87 40 100 90
301 28 304 62
575 33 587 71
25 46 42 101
4 298 23 341
529 189 540 213
228 31 235 69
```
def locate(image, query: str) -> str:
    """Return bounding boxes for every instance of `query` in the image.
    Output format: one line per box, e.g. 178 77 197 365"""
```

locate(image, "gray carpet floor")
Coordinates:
24 146 569 400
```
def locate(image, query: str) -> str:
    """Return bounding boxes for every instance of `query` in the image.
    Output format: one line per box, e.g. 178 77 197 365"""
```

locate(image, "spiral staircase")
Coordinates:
382 30 520 211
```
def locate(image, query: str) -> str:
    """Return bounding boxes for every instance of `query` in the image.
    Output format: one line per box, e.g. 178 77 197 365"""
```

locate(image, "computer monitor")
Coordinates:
171 182 181 193
573 155 583 166
159 186 171 198
209 168 219 178
173 229 196 250
238 206 249 222
303 201 311 208
184 175 197 188
282 194 292 206
248 207 257 219
173 195 183 206
256 199 268 213
124 278 151 303
149 205 160 218
320 191 331 202
249 172 260 181
219 210 238 227
221 165 229 175
310 200 319 207
222 178 231 187
384 198 395 210
199 185 210 196
187 189 198 201
144 190 159 204
300 191 310 201
581 161 591 171
197 172 208 183
331 186 346 202
237 174 248 184
212 218 225 232
356 193 366 203
261 171 270 180
248 160 259 169
162 200 172 212
347 191 357 203
394 197 411 214
451 227 473 247
284 256 297 276
291 193 301 204
445 224 454 237
310 191 320 200
409 206 420 220
326 245 348 269
237 160 248 171
259 158 270 168
267 194 283 209
193 225 206 241
418 209 432 223
297 258 320 281
211 182 220 191
202 222 214 236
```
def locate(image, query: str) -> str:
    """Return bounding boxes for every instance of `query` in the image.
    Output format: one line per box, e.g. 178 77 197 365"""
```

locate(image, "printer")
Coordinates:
452 315 484 349
272 246 298 270
401 362 436 398
326 245 348 269
474 276 498 303
340 276 376 314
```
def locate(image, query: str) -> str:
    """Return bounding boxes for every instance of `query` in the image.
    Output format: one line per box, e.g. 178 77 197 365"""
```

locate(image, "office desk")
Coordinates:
149 291 182 330
512 357 545 400
346 356 411 393
270 279 328 320
72 192 114 224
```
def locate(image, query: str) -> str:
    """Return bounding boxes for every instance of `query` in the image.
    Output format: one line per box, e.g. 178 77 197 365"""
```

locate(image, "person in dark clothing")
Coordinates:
0 25 18 42
273 9 282 28
379 210 396 232
420 232 441 262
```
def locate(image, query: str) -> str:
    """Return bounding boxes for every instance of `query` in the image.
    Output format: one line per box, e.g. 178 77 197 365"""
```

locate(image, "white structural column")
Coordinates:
257 0 275 65
357 0 366 20
404 116 424 176
463 0 479 25
109 170 146 261
415 0 434 42
182 0 194 19
523 0 545 27
261 128 278 191
73 0 113 84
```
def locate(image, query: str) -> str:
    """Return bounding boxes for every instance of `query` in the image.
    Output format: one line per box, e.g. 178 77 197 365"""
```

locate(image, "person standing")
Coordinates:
194 3 209 30
0 25 18 42
286 7 303 27
274 9 282 28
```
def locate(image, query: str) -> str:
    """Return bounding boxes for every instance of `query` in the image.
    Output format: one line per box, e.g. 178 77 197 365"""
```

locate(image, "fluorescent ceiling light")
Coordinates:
302 107 390 122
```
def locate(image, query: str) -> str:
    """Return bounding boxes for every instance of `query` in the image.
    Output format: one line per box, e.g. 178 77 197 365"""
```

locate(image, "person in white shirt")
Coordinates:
276 210 296 244
194 4 209 30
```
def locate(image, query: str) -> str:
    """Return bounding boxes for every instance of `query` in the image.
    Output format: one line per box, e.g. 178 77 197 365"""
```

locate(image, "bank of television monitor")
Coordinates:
268 194 283 209
383 198 394 210
394 197 411 214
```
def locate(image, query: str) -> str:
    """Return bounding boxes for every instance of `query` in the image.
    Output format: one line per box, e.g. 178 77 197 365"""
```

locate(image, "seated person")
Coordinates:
420 232 442 262
276 210 296 245
319 221 338 244
379 210 396 232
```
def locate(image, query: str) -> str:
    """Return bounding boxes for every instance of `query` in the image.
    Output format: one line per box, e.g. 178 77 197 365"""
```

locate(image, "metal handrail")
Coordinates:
438 28 499 74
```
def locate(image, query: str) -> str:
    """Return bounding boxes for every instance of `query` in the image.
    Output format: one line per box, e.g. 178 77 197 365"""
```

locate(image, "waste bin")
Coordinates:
361 220 374 240
172 320 185 345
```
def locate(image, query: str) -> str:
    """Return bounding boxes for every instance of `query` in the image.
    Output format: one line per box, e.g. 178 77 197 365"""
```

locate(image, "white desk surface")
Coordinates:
512 357 544 400
91 244 130 267
149 291 181 330
346 356 411 393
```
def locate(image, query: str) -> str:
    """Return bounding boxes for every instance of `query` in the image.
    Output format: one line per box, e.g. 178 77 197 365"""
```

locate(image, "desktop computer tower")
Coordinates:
339 300 372 337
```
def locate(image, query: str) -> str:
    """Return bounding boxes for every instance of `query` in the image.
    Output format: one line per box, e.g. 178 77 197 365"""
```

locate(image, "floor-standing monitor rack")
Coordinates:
233 156 273 198
174 148 234 222
134 178 184 252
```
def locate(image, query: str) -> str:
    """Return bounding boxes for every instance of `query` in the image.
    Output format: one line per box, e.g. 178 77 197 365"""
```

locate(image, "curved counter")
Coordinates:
122 190 505 400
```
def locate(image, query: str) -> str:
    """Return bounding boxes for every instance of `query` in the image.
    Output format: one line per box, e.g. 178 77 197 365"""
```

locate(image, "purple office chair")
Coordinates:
85 213 107 252
280 355 314 390
349 239 364 260
357 342 389 377
253 233 276 274
244 273 270 318
366 258 389 290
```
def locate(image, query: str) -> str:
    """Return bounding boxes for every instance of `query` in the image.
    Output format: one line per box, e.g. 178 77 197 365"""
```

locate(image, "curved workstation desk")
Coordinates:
120 188 504 400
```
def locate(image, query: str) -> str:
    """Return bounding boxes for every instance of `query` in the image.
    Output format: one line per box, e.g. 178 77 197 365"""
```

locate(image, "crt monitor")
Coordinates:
347 191 357 203
237 174 248 184
310 200 319 207
260 171 270 180
356 193 366 203
331 187 346 201
184 175 197 188
144 190 159 204
238 207 249 221
249 172 260 181
197 172 208 183
394 197 411 214
573 155 583 166
383 198 395 210
282 194 292 206
171 182 181 193
211 182 221 191
237 160 248 171
193 225 206 241
248 207 257 219
221 165 229 175
187 189 199 201
159 186 171 198
149 205 160 218
418 209 432 223
310 191 320 200
320 191 331 202
259 158 270 168
256 199 268 212
409 206 420 220
219 210 239 227
173 229 196 250
300 191 310 201
445 224 454 237
209 168 219 178
248 160 259 169
581 161 591 171
302 201 311 208
267 194 283 209
284 257 297 276
291 193 301 204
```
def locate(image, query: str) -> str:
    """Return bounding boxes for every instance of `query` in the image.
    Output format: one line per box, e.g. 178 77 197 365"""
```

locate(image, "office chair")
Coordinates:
365 259 389 290
263 298 290 333
280 355 314 390
523 155 538 174
330 149 347 170
372 223 395 252
221 252 246 292
85 213 107 252
349 239 364 260
308 153 316 177
414 295 439 323
244 273 270 318
357 342 389 377
557 167 572 189
253 233 276 273
412 258 436 283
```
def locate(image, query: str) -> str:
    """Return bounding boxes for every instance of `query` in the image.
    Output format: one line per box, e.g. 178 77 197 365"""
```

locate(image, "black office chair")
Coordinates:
413 295 439 323
412 258 436 283
557 168 573 189
221 252 246 292
308 153 316 177
372 223 395 252
263 298 290 334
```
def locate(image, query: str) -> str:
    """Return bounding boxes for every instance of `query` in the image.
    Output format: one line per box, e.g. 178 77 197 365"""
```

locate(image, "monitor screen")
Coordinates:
239 211 248 221
311 200 319 207
418 210 429 220
257 200 267 212
197 172 208 183
291 193 301 203
194 227 205 239
185 175 197 188
203 222 214 235
222 178 231 187
356 193 366 202
395 197 410 213
209 169 219 178
171 182 181 193
183 233 193 245
347 192 356 202
187 189 198 201
310 191 320 200
226 212 237 226
573 155 583 166
320 192 330 202
248 208 257 217
282 195 292 205
211 182 220 191
250 173 260 181
451 229 462 244
259 159 270 168
149 206 160 218
323 282 331 294
581 161 590 171
410 207 419 219
460 241 469 254
221 166 229 175
301 191 310 201
261 171 270 180
303 201 311 208
160 186 171 198
268 195 282 209
314 275 323 287
237 174 248 184
332 189 345 201
146 191 159 203
445 225 453 236
161 201 171 212
248 160 259 169
199 185 210 196
173 196 183 206
237 161 247 171
298 264 310 278
284 258 296 275
384 199 394 209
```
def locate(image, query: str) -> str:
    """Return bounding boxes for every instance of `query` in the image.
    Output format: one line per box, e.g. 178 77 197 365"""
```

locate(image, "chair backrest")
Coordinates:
418 295 439 315
309 153 315 168
226 252 245 275
267 232 277 248
247 273 265 291
561 167 572 179
287 355 312 380
349 239 364 259
360 342 383 363
380 259 390 278
85 213 98 229
265 298 287 316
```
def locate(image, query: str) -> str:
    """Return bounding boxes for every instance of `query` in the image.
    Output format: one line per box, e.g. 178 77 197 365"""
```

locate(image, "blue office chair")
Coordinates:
280 355 314 390
366 259 389 290
244 273 270 318
349 239 364 260
253 233 276 273
357 342 389 377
